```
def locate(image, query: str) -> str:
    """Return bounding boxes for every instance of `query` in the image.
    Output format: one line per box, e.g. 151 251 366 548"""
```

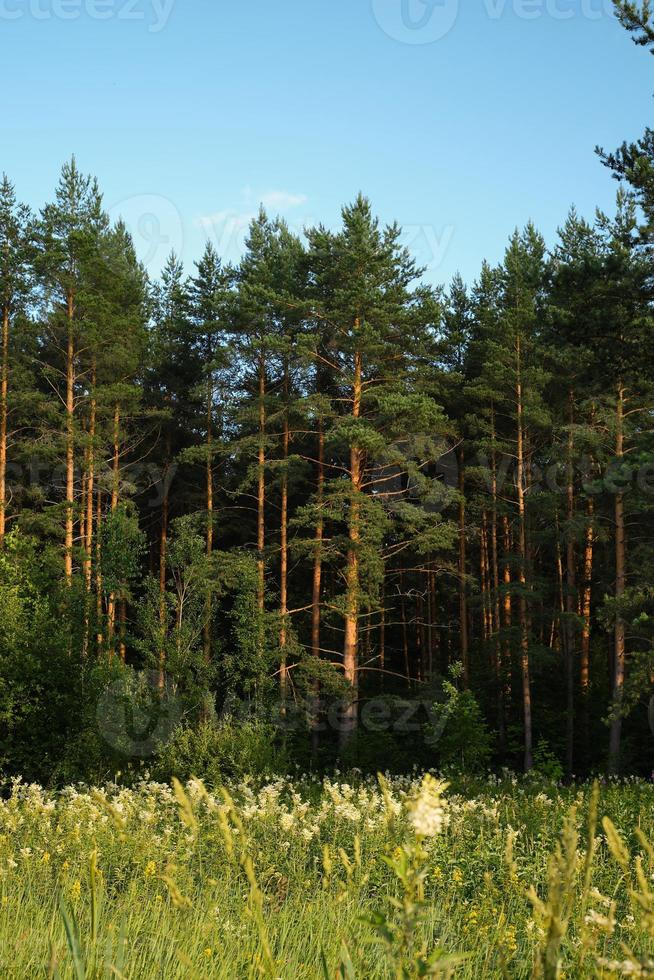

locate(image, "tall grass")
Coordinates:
2 772 654 977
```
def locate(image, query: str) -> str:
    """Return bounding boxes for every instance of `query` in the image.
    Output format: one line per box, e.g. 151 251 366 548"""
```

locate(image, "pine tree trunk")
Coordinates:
82 371 96 657
516 337 533 771
416 592 425 683
65 290 75 582
0 305 10 547
379 578 386 689
310 423 324 755
458 448 469 684
96 488 104 651
400 566 410 685
481 511 492 643
427 564 435 682
107 404 120 652
490 418 506 752
118 600 126 662
85 371 96 584
311 424 324 660
158 441 170 686
341 347 362 748
609 386 626 774
279 374 290 705
565 395 576 778
111 404 120 511
580 496 594 760
204 372 213 663
502 514 513 708
257 356 266 614
80 443 87 568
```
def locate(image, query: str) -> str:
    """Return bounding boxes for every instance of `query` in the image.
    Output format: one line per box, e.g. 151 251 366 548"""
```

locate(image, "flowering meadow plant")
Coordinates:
2 773 654 976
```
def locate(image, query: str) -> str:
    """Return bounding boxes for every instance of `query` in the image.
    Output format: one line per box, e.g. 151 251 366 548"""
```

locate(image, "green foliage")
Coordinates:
532 739 565 783
154 717 288 784
99 505 146 600
0 531 127 783
425 665 493 774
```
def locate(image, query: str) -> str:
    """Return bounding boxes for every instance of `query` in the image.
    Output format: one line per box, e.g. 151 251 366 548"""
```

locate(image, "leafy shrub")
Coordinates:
154 717 288 785
532 737 564 782
425 664 493 773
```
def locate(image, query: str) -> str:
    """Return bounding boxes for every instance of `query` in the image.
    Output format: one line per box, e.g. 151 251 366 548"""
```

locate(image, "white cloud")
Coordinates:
258 190 308 210
196 190 310 263
196 209 255 261
197 208 253 232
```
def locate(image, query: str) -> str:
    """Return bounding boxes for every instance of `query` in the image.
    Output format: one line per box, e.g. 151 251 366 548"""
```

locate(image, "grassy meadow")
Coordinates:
2 773 654 977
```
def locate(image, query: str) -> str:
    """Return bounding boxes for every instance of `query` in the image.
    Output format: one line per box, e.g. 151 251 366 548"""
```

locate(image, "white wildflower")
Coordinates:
407 775 448 838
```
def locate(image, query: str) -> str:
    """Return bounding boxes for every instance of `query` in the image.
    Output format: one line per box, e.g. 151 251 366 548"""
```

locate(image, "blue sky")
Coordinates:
2 0 652 286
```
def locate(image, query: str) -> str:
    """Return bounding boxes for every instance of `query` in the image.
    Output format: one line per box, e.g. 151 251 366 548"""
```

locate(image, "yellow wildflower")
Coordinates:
502 924 518 955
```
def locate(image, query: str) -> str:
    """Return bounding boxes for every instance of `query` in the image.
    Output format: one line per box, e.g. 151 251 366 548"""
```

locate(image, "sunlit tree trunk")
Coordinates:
481 511 492 643
118 601 126 663
580 496 594 758
341 347 362 747
158 438 171 686
311 424 324 661
490 413 505 751
257 354 266 614
81 365 96 656
64 289 75 583
107 403 120 653
96 488 104 651
310 423 324 755
427 563 435 681
564 394 576 778
80 443 87 561
502 514 513 710
379 577 386 689
204 371 214 663
457 449 469 684
516 336 533 771
419 579 428 682
400 566 410 684
0 305 10 547
85 368 96 581
609 386 626 774
279 367 290 704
